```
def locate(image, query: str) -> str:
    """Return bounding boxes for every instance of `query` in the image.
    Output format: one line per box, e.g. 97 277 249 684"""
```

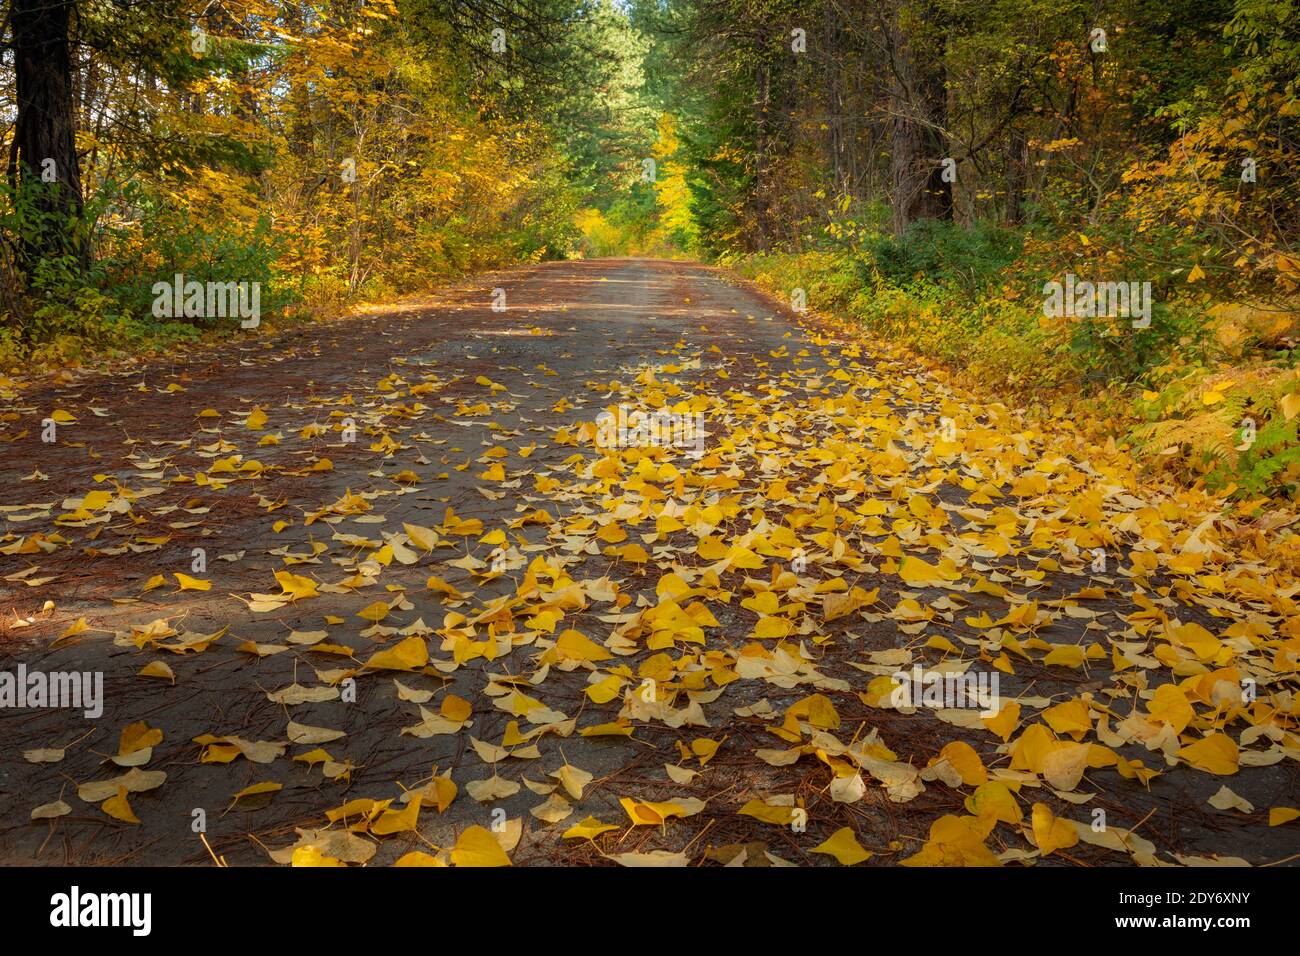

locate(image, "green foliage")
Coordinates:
1064 300 1208 386
1129 360 1300 498
862 220 1022 296
1232 416 1300 498
0 178 268 364
110 194 293 326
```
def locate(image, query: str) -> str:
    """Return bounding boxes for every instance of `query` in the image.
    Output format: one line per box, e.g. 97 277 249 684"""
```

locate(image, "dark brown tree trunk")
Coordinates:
888 0 950 235
753 62 771 252
824 3 848 197
1005 126 1028 224
9 0 85 268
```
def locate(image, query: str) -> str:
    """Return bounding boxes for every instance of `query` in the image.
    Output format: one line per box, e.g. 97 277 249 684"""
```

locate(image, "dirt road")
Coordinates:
1 259 1296 867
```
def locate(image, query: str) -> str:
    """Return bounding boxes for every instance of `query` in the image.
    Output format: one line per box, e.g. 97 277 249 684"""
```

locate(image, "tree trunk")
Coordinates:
824 3 848 197
9 0 85 268
1005 126 1028 224
752 62 771 252
888 0 950 235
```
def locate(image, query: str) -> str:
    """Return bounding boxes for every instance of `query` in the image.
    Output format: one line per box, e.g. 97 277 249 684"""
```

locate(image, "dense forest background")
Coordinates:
2 0 1299 497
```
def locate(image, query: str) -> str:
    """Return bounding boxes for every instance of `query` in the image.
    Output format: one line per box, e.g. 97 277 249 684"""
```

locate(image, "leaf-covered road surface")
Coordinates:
2 259 1298 867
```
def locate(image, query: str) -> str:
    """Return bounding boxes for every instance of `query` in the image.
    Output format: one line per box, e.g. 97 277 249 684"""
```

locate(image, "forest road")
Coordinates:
1 258 1295 866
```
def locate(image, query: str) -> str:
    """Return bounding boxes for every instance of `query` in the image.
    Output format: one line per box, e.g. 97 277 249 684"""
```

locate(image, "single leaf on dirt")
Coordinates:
230 782 283 811
610 849 690 867
1208 786 1253 813
138 661 175 682
394 851 445 867
24 748 65 764
275 570 320 600
1030 802 1079 857
287 721 346 745
530 793 573 824
451 825 512 867
465 775 521 803
32 800 72 821
102 787 141 824
550 764 593 800
364 636 428 671
1178 733 1239 775
621 796 705 825
372 796 422 835
563 816 618 841
78 769 167 803
267 683 339 705
812 827 872 865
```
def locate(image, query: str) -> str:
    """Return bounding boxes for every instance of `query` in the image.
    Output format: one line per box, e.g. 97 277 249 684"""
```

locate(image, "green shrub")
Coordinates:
862 220 1022 296
105 191 293 326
